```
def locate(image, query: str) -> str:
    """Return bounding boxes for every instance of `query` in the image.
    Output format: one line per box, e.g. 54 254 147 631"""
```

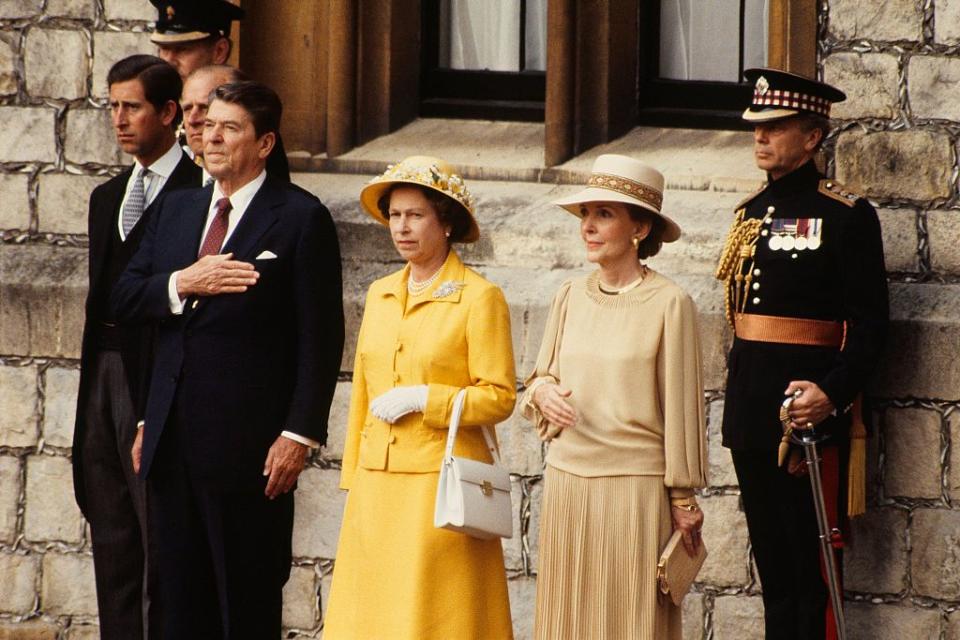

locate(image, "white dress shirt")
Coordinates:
164 170 320 450
118 142 185 241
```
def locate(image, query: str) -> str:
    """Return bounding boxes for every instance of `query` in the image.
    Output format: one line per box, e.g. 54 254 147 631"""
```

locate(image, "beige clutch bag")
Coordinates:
656 530 708 606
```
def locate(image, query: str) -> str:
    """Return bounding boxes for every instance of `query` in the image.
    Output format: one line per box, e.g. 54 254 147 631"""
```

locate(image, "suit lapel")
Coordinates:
220 177 281 260
89 168 131 286
175 187 214 266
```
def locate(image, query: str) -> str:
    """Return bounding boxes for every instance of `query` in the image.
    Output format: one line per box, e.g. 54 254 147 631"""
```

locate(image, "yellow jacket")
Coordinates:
340 250 516 490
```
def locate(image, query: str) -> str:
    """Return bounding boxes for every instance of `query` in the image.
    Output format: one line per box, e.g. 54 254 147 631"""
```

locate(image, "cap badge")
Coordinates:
166 5 175 19
756 75 769 96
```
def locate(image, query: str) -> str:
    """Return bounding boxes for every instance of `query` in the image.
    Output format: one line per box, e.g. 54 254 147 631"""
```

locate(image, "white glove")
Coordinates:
370 385 429 424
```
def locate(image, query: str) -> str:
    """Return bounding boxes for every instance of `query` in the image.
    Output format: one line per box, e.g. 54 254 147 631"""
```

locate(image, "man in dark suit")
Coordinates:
113 81 343 638
718 69 888 639
72 54 200 640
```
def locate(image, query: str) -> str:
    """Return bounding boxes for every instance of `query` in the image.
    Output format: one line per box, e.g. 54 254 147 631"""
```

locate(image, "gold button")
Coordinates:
767 206 775 214
761 230 769 237
752 297 760 305
389 435 397 444
396 343 403 352
753 268 761 276
826 182 833 188
361 430 367 438
393 373 400 383
752 282 760 291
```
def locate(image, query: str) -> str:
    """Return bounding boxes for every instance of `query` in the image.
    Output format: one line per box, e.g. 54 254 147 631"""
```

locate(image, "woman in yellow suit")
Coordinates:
324 156 516 640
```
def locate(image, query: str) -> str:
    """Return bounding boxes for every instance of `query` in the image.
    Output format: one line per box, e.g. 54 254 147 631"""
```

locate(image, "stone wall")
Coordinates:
1 1 960 639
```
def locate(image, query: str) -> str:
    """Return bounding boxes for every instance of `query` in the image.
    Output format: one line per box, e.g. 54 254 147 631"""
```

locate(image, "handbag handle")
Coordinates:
443 389 502 466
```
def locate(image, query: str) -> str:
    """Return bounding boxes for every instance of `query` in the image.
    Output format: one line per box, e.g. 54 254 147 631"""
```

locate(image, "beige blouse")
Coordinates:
521 269 707 494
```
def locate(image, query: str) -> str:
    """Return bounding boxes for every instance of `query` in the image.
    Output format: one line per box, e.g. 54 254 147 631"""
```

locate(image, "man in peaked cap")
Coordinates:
150 0 245 78
716 68 889 638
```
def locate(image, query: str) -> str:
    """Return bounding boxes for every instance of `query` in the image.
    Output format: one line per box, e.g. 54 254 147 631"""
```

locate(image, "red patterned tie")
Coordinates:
198 197 233 257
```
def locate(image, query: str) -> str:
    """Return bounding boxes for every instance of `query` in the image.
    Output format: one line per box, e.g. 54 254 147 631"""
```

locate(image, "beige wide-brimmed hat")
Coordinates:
359 155 479 243
554 154 681 242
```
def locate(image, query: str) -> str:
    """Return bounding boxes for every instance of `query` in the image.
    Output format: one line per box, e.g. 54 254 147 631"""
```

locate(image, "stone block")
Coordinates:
829 0 923 41
0 553 39 614
0 107 57 163
0 0 42 19
937 0 960 43
24 455 85 544
64 109 126 166
497 408 543 477
911 508 960 600
876 208 917 273
681 592 704 640
0 457 20 544
707 400 736 487
949 413 960 501
291 467 346 559
910 56 960 121
843 507 908 594
505 477 542 572
282 564 319 630
0 245 87 359
43 367 79 448
835 130 953 203
46 0 96 19
883 407 942 500
507 576 537 640
37 173 104 235
0 36 17 96
712 595 764 640
64 625 100 640
0 621 60 640
319 381 351 462
928 210 960 276
24 29 88 100
40 552 97 616
698 495 749 587
104 0 156 21
0 173 31 231
0 365 39 448
875 283 960 399
823 53 899 120
92 31 154 98
846 601 940 640
950 612 960 640
318 564 333 625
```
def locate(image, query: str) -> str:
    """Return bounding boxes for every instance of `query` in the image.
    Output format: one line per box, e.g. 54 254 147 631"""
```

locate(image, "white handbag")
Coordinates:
433 389 513 540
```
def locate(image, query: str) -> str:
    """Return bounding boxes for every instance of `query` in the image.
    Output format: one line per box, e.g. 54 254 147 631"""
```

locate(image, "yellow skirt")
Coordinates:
535 465 680 640
324 467 514 640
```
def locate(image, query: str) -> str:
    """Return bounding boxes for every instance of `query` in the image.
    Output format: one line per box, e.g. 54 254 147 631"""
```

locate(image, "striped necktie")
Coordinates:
121 167 148 236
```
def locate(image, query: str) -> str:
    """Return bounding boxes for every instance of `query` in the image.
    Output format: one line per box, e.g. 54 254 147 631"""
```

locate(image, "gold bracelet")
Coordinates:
672 504 700 512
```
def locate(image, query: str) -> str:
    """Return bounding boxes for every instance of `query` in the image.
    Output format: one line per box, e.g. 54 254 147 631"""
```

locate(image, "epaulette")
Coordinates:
818 179 860 208
734 184 766 210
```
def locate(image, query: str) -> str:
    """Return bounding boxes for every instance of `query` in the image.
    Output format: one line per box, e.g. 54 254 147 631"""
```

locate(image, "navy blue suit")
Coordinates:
112 175 344 638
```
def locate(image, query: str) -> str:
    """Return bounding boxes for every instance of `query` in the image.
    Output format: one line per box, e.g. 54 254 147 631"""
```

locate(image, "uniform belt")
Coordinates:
734 313 844 348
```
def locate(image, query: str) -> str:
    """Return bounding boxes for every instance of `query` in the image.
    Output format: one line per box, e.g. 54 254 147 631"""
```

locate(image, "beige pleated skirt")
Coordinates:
535 465 680 640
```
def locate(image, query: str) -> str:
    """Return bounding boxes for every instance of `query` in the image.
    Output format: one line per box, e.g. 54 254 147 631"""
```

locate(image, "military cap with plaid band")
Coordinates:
742 68 846 123
150 0 245 45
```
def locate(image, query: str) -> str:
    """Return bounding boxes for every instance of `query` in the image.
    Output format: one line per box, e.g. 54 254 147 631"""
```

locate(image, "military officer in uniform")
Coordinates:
717 69 888 639
150 0 244 79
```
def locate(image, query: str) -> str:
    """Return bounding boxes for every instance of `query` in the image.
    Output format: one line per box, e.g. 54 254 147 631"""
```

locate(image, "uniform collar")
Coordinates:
383 249 467 306
766 160 822 198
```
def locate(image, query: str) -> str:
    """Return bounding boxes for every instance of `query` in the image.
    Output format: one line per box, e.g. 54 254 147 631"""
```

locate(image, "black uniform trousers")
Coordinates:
148 395 294 640
79 350 148 639
732 446 844 640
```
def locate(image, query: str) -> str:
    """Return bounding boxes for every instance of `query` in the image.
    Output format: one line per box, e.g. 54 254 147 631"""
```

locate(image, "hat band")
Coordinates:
587 173 663 211
752 89 831 117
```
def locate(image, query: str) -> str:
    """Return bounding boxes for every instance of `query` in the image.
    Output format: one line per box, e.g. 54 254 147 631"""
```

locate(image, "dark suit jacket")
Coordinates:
73 152 201 516
111 175 344 486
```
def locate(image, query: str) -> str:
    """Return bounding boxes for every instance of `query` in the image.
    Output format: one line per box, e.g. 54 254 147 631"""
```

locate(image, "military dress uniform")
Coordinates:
718 69 888 640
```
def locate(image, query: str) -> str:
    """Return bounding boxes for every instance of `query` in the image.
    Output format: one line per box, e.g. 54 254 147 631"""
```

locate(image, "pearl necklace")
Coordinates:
407 267 442 296
597 265 648 295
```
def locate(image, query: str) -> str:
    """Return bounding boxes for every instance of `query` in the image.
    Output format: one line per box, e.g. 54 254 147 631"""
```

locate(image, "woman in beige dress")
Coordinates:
522 154 707 639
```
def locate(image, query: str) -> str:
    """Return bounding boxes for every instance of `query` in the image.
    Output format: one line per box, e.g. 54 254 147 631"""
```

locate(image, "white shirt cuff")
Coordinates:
281 431 320 449
168 271 185 314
